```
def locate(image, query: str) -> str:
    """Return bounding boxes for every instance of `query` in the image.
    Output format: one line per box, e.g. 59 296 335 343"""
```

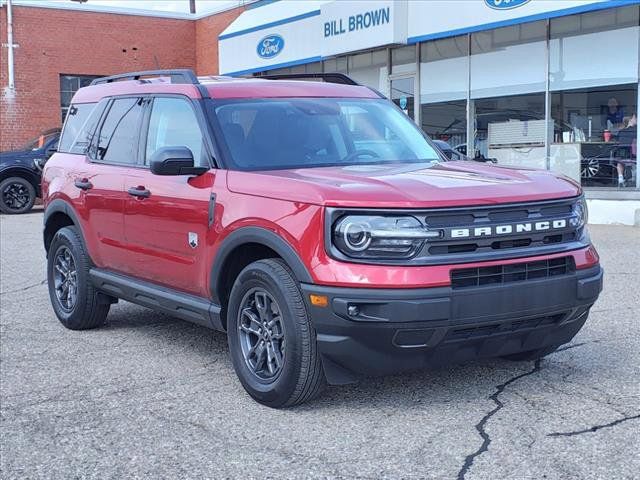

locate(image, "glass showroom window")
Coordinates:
347 49 388 93
60 74 100 122
420 35 468 155
391 45 416 75
549 5 639 188
470 21 547 166
323 56 348 75
262 61 323 76
390 45 417 121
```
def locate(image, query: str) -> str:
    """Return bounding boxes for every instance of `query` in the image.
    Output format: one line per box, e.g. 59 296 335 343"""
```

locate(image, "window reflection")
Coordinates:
550 85 637 187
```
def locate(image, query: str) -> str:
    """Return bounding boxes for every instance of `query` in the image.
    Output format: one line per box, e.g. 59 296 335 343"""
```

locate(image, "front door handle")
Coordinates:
74 178 93 190
127 186 151 198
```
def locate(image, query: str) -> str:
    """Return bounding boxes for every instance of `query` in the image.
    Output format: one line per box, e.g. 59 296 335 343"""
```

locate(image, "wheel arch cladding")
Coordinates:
210 227 313 324
43 200 85 254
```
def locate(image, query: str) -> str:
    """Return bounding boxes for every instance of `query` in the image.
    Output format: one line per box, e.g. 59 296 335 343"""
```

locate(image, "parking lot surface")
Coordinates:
1 210 639 479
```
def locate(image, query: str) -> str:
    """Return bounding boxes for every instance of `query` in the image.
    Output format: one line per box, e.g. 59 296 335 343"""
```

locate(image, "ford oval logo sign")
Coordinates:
257 34 284 59
485 0 531 9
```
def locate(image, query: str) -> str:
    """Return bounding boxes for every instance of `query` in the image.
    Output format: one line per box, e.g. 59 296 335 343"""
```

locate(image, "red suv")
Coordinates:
42 70 603 407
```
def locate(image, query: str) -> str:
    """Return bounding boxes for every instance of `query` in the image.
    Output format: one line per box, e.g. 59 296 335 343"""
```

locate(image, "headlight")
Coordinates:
571 197 588 229
333 215 440 259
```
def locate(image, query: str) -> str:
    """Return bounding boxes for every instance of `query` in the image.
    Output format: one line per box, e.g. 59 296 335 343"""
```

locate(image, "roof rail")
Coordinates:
258 73 359 86
90 69 200 85
89 69 210 99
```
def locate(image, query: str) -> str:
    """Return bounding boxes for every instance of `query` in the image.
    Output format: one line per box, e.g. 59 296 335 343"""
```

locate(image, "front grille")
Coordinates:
424 201 573 228
450 257 574 289
422 198 580 259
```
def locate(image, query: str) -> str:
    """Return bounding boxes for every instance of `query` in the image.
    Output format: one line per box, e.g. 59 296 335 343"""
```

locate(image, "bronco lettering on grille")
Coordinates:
450 219 567 239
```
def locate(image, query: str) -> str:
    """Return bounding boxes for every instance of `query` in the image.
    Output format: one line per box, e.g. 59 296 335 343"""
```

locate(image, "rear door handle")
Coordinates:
74 178 93 190
128 186 151 198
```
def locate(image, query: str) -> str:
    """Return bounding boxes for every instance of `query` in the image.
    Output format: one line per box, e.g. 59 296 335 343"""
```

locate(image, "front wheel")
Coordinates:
0 177 36 214
227 259 325 408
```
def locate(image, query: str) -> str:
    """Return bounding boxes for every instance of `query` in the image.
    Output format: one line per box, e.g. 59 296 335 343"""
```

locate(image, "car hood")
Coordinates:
227 161 581 208
0 149 35 167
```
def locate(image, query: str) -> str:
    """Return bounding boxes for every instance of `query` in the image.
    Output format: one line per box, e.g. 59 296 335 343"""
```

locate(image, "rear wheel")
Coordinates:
0 177 36 214
227 259 325 408
47 226 110 330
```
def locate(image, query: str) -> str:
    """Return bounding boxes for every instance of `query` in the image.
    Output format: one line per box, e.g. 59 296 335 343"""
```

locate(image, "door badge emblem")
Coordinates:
188 232 198 249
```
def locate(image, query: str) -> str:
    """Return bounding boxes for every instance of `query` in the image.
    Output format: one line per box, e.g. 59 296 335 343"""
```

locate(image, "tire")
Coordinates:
0 176 36 214
502 344 560 361
47 226 110 330
227 259 325 408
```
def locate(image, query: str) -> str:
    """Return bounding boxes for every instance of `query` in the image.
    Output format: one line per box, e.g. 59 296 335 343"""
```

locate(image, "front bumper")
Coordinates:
302 265 603 385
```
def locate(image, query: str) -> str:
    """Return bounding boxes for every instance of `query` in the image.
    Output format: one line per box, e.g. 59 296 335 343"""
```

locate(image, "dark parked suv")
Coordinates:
0 129 59 214
42 70 602 407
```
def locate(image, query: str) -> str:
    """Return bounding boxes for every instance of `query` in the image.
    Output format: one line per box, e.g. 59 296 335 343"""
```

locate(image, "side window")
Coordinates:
58 102 105 155
95 98 144 165
145 97 208 167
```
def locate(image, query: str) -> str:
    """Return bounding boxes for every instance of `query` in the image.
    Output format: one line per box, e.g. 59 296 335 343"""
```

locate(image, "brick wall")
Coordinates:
195 6 244 76
0 5 243 151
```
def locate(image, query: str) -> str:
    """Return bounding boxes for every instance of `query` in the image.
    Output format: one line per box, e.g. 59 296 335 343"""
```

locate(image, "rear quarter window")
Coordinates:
58 101 107 155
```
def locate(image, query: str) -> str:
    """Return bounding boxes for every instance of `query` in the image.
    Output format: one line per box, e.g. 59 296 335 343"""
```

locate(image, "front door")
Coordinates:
123 96 217 297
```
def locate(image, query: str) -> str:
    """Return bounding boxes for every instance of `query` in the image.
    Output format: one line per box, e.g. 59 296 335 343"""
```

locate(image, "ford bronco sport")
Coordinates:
42 70 603 408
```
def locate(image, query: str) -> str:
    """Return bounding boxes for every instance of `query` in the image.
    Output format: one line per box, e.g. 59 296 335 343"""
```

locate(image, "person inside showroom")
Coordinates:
615 114 637 187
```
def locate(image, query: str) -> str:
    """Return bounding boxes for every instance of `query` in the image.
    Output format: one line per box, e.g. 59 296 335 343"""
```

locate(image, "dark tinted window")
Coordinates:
95 98 144 164
145 97 208 167
58 102 106 155
214 98 440 170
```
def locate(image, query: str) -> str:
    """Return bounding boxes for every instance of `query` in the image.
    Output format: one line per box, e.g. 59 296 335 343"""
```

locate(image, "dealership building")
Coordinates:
1 0 639 224
219 0 640 224
0 0 246 151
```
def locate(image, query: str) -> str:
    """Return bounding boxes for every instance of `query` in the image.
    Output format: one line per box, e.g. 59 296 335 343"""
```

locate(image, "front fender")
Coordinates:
209 226 313 304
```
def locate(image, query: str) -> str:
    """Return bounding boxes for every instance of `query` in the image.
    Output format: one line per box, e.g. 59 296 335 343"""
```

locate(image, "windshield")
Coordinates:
213 98 441 170
21 131 59 151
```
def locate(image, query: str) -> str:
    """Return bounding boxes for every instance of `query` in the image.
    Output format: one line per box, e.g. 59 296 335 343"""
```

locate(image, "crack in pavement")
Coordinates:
456 339 625 479
550 339 602 355
457 359 542 480
0 279 46 296
547 413 640 437
551 341 590 353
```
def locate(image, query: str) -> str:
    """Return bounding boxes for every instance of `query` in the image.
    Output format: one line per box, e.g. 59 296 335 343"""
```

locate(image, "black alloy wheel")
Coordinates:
0 177 36 214
47 226 111 330
52 246 78 312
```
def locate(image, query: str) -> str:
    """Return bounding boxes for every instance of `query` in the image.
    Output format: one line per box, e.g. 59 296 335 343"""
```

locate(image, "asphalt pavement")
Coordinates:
1 209 638 479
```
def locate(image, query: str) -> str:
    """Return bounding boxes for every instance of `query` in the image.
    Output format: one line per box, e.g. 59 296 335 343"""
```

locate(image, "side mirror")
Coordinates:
45 146 57 160
149 146 208 176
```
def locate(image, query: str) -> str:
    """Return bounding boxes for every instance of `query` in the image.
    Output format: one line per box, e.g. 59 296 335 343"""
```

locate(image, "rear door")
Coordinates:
122 95 217 297
54 99 125 268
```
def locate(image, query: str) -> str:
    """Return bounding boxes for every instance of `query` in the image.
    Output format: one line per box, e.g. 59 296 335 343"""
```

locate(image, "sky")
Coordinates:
11 0 245 15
